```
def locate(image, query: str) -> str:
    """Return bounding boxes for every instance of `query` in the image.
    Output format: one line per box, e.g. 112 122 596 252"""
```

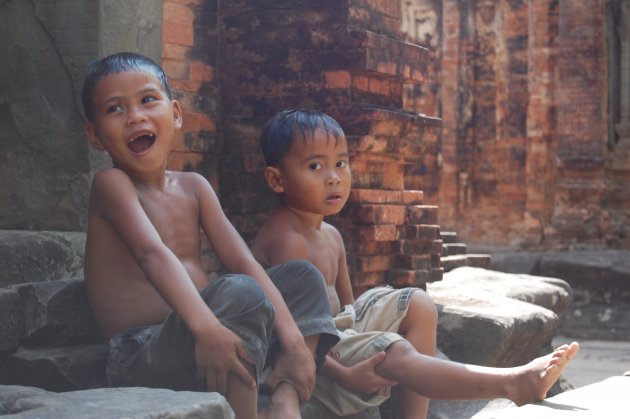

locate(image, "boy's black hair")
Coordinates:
81 52 173 122
260 109 346 167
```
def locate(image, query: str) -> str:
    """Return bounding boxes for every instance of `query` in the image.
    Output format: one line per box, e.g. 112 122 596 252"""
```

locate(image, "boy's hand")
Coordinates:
194 323 255 394
266 340 315 401
340 351 397 395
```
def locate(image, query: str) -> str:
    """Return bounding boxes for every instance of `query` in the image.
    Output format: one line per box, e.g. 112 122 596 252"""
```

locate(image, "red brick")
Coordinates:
354 204 405 224
190 62 214 83
352 75 369 92
163 2 195 26
163 43 190 60
405 205 439 224
324 71 351 89
402 190 424 204
350 189 402 204
163 22 194 46
353 272 385 289
182 112 216 133
385 269 429 288
393 254 432 270
162 58 189 81
353 225 398 241
353 255 393 272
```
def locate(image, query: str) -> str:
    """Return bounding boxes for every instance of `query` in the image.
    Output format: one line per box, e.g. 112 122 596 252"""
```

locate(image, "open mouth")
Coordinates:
128 133 156 153
327 192 343 201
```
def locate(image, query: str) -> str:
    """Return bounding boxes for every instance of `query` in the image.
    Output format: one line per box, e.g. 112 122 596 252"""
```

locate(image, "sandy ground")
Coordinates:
552 335 630 388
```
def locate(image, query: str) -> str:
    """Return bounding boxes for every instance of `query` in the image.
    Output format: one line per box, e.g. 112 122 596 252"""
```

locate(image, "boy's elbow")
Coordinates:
135 245 171 272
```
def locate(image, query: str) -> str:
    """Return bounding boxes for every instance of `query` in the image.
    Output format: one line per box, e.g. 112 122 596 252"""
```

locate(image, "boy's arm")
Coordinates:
194 174 315 400
332 228 355 307
91 169 255 393
323 228 396 393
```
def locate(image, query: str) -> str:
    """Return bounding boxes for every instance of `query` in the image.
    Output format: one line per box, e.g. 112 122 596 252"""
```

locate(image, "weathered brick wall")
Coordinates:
164 0 443 291
402 0 629 250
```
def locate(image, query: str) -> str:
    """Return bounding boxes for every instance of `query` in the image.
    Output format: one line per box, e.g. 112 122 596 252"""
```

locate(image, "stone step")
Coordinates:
2 278 101 352
442 242 467 256
440 231 458 244
0 344 108 392
0 230 86 287
441 254 492 272
0 385 234 418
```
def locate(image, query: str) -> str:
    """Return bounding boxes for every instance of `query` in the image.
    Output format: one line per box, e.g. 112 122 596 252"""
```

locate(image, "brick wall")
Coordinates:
163 0 443 291
402 0 629 250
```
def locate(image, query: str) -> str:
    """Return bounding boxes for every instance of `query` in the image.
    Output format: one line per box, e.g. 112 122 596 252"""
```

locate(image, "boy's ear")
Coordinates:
84 122 105 151
264 166 285 193
172 100 183 129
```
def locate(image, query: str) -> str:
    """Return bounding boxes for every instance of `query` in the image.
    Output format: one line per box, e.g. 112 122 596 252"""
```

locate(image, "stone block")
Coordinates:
0 385 234 418
0 289 24 353
439 267 572 316
442 242 467 256
0 231 86 287
11 279 101 346
428 268 565 367
0 344 108 392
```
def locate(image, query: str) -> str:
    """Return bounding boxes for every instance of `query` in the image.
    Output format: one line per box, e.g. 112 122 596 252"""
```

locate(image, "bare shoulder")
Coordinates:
91 167 133 189
169 170 211 191
252 209 309 266
322 221 344 246
89 168 138 213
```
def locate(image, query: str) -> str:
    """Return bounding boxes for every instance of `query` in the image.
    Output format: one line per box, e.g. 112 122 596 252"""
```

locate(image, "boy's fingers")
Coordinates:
215 370 228 395
367 351 387 366
205 371 217 392
233 359 256 389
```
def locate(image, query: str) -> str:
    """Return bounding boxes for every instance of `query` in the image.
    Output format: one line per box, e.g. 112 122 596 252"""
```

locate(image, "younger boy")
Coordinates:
81 54 338 419
251 109 580 419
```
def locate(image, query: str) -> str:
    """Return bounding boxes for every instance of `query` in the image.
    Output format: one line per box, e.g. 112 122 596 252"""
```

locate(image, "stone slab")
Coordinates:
0 385 234 418
473 375 630 418
427 268 564 367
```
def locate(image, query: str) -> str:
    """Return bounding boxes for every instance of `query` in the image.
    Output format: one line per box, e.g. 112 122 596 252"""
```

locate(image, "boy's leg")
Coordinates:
265 259 339 371
106 275 273 401
354 287 439 418
259 260 338 418
373 340 579 418
396 291 438 419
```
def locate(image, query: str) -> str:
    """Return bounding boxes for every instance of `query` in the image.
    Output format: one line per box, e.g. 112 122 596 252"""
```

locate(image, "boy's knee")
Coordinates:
288 259 327 289
205 275 275 320
411 290 438 323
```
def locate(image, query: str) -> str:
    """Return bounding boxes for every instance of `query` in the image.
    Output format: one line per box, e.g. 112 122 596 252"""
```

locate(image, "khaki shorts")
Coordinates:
312 286 418 415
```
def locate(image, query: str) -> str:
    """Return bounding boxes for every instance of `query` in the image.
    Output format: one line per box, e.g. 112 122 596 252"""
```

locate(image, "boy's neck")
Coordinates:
279 204 325 231
118 166 169 191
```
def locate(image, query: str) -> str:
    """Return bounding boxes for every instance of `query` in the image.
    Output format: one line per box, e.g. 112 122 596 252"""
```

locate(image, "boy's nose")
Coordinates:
126 107 147 125
327 172 341 185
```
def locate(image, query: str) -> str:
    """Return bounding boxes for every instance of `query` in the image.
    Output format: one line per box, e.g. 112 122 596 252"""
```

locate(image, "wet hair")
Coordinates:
81 52 172 122
260 109 346 167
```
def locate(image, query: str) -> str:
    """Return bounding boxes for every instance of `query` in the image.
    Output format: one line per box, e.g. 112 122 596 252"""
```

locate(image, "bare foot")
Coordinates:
508 341 580 406
258 382 301 419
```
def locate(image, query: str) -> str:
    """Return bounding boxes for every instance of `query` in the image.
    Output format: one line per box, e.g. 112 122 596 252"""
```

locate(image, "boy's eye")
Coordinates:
142 96 157 104
337 160 348 168
309 162 322 170
106 104 123 114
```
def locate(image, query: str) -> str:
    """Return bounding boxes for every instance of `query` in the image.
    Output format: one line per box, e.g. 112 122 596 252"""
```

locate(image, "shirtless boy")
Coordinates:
81 54 337 419
251 108 580 419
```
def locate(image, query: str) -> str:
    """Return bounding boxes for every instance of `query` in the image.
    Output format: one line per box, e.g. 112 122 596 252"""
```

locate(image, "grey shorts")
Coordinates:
106 259 338 390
